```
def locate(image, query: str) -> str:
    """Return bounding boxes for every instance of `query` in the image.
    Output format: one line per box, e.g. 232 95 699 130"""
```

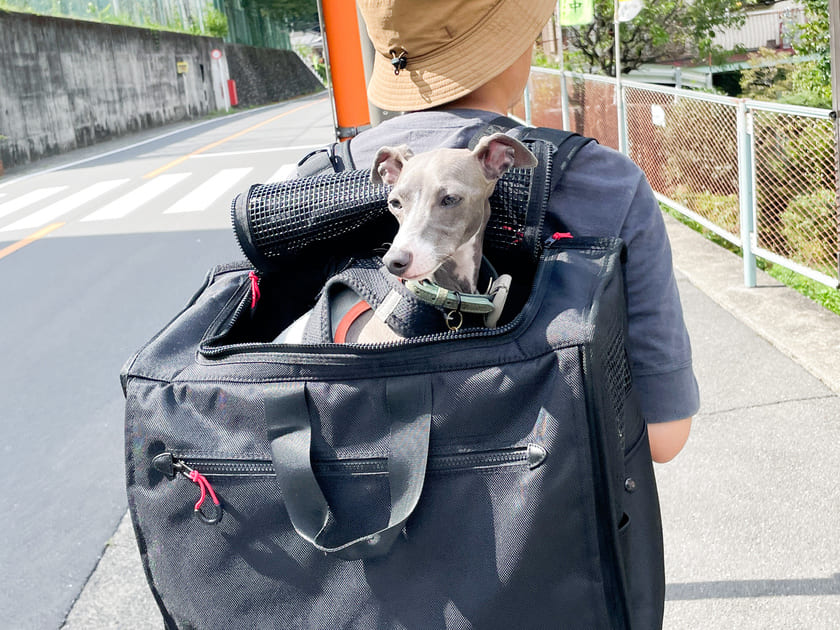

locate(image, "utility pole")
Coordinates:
829 0 840 283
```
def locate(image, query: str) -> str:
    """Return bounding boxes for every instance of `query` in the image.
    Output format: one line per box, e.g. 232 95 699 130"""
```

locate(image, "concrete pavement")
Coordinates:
60 214 840 629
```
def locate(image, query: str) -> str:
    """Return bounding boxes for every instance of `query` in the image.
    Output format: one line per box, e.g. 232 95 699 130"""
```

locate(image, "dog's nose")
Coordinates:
384 249 412 276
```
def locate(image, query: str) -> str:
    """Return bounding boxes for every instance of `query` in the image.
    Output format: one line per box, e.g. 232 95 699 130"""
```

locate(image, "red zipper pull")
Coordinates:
176 461 223 524
546 232 573 246
248 271 261 309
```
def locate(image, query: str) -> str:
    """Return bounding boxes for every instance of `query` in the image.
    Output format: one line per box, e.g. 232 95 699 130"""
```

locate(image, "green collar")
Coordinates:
403 279 496 315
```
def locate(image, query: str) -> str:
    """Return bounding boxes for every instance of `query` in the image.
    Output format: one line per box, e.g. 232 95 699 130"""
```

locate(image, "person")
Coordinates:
339 0 698 463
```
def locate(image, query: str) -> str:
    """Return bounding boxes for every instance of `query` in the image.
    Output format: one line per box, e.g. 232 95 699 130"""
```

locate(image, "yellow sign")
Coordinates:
176 61 189 74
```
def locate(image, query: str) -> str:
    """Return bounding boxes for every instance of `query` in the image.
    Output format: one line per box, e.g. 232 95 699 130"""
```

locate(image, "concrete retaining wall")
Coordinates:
0 10 323 171
224 43 323 107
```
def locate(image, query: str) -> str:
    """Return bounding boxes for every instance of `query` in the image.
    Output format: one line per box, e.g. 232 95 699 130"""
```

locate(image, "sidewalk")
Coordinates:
62 214 840 629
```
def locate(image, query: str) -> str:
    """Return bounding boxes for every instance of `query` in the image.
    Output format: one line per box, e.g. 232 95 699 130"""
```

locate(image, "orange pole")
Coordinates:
320 0 370 140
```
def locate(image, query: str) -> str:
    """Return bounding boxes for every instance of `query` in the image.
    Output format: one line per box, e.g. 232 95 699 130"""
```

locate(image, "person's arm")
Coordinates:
648 417 692 463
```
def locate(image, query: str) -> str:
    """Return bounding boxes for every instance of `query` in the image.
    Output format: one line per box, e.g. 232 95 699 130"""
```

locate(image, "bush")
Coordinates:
671 186 740 235
206 6 228 39
781 188 838 272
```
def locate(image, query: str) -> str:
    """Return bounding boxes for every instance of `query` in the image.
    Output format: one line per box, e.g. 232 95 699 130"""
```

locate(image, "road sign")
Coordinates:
211 49 222 60
559 0 594 26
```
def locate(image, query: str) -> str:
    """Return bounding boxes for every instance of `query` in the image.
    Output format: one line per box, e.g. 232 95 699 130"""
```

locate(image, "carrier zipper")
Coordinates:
202 241 559 356
154 444 547 482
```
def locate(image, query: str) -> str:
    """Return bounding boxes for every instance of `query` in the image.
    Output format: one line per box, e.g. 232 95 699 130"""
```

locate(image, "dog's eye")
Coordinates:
441 195 461 208
389 198 402 211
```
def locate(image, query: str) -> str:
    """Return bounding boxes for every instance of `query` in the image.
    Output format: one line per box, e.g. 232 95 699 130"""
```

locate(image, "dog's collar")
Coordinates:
403 280 496 315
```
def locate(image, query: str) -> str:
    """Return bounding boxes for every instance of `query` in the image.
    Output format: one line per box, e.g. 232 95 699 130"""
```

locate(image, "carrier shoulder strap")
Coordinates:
296 138 356 177
468 115 596 194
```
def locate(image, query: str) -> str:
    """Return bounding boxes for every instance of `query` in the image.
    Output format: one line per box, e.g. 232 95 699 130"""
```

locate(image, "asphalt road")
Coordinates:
0 93 334 629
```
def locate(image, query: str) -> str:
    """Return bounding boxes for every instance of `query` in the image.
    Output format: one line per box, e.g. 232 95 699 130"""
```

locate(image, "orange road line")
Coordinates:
143 99 326 179
0 222 65 261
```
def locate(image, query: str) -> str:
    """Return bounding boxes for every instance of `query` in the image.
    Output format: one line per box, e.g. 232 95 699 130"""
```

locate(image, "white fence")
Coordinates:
519 68 838 288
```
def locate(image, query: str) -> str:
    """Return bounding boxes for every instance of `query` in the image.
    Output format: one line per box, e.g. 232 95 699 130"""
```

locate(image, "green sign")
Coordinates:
559 0 594 26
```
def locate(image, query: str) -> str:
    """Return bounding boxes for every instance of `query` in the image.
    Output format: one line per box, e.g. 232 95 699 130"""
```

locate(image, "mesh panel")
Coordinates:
626 87 741 238
751 108 838 276
232 163 539 272
597 309 632 452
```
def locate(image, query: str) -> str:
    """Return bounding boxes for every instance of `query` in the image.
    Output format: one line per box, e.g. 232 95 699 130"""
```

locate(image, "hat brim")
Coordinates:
366 0 556 112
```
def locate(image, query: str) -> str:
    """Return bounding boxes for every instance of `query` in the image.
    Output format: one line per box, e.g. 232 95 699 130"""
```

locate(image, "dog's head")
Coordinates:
371 133 537 284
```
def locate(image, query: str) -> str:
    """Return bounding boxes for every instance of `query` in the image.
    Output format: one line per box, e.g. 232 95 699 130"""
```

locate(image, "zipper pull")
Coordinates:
185 468 222 524
156 453 223 524
545 232 573 247
248 270 261 309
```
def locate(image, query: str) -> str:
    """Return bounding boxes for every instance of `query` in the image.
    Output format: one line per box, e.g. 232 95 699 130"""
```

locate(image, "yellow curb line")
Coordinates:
0 222 65 261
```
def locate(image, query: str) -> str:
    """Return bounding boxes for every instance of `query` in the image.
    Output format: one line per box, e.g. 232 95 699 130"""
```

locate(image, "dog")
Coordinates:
274 133 537 344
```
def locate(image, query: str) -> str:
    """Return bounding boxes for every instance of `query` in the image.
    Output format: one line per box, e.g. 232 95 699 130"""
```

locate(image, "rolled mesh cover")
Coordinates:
231 165 542 274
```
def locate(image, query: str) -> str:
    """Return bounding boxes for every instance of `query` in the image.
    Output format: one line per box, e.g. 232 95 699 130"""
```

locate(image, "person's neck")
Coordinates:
440 86 510 116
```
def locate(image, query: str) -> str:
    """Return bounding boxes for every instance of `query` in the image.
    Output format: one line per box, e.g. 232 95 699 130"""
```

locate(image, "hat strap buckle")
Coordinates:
390 49 408 75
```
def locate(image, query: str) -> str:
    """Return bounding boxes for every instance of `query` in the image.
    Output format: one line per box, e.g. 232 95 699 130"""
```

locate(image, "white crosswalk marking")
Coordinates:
163 168 253 214
0 187 67 220
267 164 297 183
82 173 190 222
1 179 129 231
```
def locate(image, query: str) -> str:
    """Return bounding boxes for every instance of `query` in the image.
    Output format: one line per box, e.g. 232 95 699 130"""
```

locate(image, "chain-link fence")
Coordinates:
0 0 290 49
522 68 839 289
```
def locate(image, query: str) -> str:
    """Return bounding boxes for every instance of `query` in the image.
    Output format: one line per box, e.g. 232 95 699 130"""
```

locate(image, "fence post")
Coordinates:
560 70 570 131
737 100 757 288
524 84 532 126
615 80 630 156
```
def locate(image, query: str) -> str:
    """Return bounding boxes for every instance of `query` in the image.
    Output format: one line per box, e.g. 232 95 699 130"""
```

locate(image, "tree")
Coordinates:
787 0 831 107
563 0 745 76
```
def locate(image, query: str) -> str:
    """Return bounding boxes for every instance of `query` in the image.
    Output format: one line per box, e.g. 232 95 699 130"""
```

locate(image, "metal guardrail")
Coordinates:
521 68 839 289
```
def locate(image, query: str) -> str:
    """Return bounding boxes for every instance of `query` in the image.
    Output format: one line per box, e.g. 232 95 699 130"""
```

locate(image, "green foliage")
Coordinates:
786 0 832 105
293 43 326 84
205 5 227 38
673 187 740 235
784 61 832 108
762 262 840 315
739 47 794 101
794 0 830 80
532 47 560 70
563 0 745 76
781 189 838 273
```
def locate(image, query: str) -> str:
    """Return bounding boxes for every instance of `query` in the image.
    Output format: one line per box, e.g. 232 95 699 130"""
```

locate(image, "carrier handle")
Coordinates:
265 378 431 560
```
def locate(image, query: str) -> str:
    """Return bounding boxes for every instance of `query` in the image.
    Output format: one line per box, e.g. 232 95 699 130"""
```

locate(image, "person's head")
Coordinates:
357 0 556 114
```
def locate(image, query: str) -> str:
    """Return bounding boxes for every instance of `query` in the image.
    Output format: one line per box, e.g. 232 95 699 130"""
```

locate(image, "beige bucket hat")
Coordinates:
357 0 556 112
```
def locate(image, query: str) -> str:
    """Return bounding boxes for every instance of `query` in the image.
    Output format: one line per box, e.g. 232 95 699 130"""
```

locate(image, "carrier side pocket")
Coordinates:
620 422 666 630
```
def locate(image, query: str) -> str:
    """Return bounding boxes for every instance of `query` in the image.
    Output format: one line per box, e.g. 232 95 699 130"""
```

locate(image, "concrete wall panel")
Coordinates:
0 10 322 171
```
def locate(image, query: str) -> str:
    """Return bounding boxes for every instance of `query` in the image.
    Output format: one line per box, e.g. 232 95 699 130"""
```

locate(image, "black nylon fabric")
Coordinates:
301 256 449 343
123 239 664 630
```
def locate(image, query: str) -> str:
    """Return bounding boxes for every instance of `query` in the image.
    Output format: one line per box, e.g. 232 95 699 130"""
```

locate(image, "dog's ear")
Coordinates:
371 145 414 186
473 133 538 181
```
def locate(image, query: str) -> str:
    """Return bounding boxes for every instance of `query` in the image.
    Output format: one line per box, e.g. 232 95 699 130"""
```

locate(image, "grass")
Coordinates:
661 204 840 317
